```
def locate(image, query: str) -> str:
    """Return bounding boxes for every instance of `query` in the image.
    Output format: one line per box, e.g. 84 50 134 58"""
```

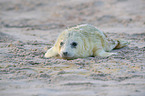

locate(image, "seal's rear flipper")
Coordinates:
115 40 130 49
44 47 58 58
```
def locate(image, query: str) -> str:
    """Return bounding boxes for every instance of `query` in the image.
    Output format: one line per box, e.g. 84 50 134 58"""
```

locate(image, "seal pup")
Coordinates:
44 24 129 59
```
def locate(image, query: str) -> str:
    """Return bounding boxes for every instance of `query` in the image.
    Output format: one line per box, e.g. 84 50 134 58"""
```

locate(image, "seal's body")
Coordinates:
45 24 129 59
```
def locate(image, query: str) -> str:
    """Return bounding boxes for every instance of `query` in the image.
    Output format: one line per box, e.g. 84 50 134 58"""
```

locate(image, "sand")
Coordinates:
0 0 145 96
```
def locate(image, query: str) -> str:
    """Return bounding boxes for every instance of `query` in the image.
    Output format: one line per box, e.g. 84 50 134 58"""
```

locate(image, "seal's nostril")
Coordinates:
63 52 68 56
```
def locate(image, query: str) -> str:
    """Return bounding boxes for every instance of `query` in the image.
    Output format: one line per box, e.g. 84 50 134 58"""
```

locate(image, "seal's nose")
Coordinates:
63 52 68 56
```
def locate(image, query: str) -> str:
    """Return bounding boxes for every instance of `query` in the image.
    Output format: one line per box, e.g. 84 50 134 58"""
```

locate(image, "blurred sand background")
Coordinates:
0 0 145 96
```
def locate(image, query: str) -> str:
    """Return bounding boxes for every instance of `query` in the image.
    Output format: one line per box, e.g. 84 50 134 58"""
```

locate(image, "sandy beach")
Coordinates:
0 0 145 96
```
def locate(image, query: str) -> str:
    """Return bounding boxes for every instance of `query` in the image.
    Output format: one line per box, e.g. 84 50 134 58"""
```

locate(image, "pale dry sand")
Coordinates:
0 0 145 96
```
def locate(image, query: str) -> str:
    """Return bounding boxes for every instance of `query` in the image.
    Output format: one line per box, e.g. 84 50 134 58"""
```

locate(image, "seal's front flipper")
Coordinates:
115 40 130 49
94 49 117 57
44 47 58 58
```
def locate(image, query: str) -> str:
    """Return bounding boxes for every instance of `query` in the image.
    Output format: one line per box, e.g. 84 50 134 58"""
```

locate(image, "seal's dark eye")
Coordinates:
71 42 77 48
60 42 64 46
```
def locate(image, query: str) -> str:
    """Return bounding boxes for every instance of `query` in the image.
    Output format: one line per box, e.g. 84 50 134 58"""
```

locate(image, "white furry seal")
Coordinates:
45 24 129 59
